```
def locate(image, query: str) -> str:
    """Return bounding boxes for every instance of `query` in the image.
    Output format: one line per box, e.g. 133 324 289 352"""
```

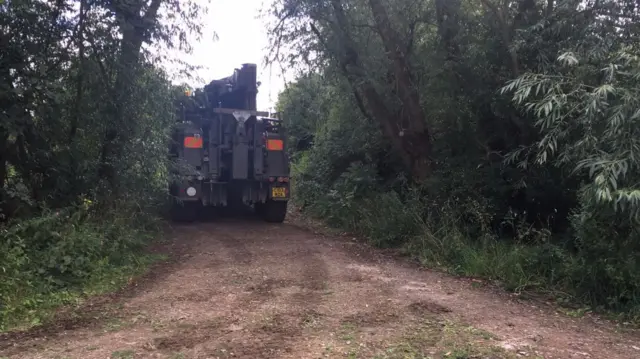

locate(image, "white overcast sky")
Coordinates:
170 0 289 112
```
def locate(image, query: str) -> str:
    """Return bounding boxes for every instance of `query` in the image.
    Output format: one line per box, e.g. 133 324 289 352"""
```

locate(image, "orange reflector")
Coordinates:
267 140 284 151
184 136 203 148
266 139 283 151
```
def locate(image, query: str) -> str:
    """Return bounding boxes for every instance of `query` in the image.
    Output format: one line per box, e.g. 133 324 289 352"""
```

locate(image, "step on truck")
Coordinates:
169 63 290 222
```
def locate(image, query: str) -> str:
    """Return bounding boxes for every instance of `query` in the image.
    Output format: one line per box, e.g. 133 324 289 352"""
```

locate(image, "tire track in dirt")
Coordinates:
287 218 640 359
173 220 333 358
2 219 640 359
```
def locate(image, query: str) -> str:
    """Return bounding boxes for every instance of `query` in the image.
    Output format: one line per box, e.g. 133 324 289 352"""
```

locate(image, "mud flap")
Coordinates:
170 199 199 223
262 200 287 223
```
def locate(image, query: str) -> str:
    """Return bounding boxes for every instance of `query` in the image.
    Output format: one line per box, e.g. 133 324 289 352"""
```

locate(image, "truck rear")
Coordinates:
168 64 290 222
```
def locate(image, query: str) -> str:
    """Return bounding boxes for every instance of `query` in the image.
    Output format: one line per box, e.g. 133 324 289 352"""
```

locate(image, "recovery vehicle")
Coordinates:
169 63 290 222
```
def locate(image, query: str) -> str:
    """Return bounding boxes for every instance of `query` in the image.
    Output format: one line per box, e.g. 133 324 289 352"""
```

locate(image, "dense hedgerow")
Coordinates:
280 58 640 321
0 0 204 330
0 202 164 330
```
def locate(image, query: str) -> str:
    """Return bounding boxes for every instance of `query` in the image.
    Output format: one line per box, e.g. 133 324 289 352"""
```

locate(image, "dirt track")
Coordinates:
2 216 639 359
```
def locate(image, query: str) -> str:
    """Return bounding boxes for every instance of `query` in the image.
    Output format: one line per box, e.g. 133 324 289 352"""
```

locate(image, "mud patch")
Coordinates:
345 271 366 282
299 254 329 291
211 334 295 359
342 305 400 327
204 257 226 269
152 320 223 351
174 290 214 302
291 250 330 305
407 300 452 315
246 278 294 295
215 232 254 265
228 270 253 285
256 312 300 336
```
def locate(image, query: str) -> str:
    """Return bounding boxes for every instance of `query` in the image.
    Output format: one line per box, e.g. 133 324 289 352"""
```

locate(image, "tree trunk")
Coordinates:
367 0 432 180
0 131 7 221
479 0 520 76
70 0 86 144
98 0 162 194
68 0 87 196
324 1 413 174
98 27 144 192
435 0 461 62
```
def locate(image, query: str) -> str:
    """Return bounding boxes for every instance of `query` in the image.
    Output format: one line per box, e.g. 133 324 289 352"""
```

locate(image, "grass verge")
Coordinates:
317 314 532 359
289 186 640 325
0 203 165 332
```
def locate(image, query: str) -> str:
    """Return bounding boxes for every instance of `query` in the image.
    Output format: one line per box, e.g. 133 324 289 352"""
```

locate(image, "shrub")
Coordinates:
0 201 161 331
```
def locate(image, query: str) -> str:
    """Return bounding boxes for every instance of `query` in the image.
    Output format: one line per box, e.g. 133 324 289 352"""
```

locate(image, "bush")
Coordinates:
294 175 640 320
291 127 640 318
274 0 640 323
0 201 161 331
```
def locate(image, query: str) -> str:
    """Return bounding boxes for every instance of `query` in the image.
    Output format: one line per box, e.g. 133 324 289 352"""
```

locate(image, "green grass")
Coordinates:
0 253 162 332
321 315 523 359
0 207 167 333
293 186 640 325
374 319 521 359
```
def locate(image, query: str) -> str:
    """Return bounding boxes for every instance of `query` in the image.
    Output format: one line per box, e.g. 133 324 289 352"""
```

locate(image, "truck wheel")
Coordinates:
170 200 197 223
262 200 288 223
254 202 265 216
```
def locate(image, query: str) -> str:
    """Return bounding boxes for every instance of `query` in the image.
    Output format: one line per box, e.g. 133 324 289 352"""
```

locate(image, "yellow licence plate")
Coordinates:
272 187 286 198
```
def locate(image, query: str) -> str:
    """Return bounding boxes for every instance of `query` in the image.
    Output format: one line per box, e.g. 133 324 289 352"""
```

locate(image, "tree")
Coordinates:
270 0 640 314
268 0 433 182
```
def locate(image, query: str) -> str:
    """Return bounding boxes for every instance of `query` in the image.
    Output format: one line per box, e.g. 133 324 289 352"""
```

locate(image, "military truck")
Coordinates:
168 63 290 223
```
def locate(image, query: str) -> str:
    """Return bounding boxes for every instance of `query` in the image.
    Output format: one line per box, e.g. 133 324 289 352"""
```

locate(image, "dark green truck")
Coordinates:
169 63 290 223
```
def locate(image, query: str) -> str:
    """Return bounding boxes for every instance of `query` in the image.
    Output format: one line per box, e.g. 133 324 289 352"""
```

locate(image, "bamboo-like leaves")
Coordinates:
504 47 640 220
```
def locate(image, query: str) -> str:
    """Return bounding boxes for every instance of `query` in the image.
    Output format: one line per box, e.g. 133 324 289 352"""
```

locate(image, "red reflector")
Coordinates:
266 139 283 151
184 136 203 148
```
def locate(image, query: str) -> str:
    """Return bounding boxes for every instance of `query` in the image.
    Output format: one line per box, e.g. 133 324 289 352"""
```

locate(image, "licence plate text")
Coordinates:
272 187 286 198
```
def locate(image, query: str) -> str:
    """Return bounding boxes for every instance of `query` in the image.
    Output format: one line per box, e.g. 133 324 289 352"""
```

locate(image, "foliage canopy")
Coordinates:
269 0 640 319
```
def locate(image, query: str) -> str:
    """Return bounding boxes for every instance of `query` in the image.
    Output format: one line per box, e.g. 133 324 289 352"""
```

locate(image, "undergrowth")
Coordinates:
0 201 164 332
292 160 640 323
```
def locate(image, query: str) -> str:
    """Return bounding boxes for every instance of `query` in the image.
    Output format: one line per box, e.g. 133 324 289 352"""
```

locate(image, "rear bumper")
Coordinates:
171 179 289 205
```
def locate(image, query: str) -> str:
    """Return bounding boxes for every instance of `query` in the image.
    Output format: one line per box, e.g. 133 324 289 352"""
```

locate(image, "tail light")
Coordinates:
184 136 203 148
266 139 284 151
277 177 289 183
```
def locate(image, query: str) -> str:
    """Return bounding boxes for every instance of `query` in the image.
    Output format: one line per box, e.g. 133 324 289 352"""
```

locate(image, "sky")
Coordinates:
172 0 289 112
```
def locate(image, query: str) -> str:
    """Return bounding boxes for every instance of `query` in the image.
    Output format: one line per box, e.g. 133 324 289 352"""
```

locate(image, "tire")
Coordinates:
170 199 198 223
254 202 265 216
262 200 288 223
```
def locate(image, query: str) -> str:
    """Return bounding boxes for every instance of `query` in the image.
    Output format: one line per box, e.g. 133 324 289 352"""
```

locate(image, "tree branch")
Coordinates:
479 0 520 76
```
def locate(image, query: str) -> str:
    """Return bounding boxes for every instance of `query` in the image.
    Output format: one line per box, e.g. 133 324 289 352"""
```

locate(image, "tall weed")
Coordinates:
0 201 161 331
294 172 640 320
